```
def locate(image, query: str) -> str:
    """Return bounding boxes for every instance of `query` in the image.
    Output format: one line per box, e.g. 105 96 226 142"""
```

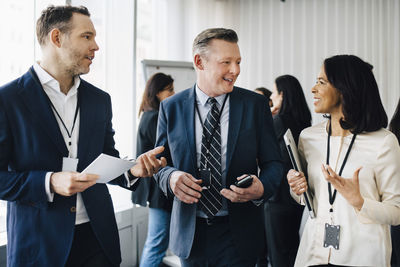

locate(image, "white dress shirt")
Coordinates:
195 85 229 217
293 121 400 267
33 62 90 225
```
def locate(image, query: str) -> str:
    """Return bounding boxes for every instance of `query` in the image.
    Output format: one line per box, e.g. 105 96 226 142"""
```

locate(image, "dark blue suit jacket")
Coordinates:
154 86 283 259
0 68 132 266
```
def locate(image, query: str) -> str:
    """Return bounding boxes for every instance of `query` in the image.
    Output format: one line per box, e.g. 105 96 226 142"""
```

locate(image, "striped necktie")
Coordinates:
198 97 223 217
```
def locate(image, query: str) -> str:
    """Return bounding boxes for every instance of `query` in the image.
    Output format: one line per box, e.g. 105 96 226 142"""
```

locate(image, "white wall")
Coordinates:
150 0 400 123
70 0 137 208
72 0 136 158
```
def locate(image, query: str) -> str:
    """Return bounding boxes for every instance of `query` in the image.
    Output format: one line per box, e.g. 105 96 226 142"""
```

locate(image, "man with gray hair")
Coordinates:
154 28 282 266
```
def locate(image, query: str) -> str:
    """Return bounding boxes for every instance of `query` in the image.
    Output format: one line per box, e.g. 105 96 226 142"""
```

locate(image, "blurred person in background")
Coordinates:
255 87 272 108
254 86 274 267
265 75 312 267
132 72 175 267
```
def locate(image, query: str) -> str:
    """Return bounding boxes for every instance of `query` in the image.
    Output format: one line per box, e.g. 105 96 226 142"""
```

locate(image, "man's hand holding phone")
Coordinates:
221 174 264 203
235 175 253 188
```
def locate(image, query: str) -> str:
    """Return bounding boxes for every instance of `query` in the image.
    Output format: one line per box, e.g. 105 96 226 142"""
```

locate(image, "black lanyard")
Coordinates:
326 120 357 211
47 97 79 147
29 68 80 147
194 91 228 154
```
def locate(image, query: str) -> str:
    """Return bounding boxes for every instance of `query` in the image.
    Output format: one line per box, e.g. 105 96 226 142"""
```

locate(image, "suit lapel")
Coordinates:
18 68 68 156
183 86 197 171
77 81 96 161
226 87 243 173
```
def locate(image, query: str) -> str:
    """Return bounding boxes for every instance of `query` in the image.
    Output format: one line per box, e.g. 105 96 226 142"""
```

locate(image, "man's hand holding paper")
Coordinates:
50 172 100 196
50 146 166 196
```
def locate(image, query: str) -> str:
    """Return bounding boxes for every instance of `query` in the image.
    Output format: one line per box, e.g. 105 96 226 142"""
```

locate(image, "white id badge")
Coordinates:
62 157 79 172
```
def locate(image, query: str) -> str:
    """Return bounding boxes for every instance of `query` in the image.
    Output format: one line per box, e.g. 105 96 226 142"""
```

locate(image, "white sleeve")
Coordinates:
45 172 54 202
124 171 139 187
356 133 400 225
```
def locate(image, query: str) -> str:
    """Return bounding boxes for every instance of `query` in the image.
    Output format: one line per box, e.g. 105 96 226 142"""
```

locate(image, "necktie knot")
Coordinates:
208 97 218 106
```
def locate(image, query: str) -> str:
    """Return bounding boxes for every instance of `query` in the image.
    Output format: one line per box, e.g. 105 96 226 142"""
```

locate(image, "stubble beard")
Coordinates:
65 49 89 77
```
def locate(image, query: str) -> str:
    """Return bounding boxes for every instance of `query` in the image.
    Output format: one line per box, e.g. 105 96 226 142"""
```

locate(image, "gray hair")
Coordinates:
192 28 238 57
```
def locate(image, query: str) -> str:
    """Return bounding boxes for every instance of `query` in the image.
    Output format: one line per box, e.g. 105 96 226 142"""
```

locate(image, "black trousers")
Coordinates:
392 225 400 267
264 201 303 267
180 217 257 267
65 222 117 267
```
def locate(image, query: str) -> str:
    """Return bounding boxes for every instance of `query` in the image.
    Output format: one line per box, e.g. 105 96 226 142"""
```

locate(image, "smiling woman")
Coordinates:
312 69 342 115
287 55 400 267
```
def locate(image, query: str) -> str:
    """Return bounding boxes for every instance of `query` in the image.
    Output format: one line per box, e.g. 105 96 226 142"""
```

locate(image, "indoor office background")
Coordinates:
0 0 399 266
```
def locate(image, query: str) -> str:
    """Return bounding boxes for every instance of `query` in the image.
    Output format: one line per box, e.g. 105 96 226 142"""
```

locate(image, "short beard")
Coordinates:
65 49 87 77
65 63 84 77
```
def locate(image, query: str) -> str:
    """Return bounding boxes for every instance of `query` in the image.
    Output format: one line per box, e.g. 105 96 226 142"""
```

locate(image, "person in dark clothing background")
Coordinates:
255 87 273 108
254 86 273 267
132 72 175 267
265 74 312 267
390 98 400 267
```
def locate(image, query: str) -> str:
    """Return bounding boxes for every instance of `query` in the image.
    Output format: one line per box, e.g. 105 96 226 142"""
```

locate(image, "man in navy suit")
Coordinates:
0 5 165 267
154 28 283 266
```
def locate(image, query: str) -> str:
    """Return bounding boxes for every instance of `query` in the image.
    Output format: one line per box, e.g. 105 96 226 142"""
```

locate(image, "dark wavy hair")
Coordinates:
254 87 272 98
390 99 400 144
275 75 312 130
139 73 174 116
324 55 387 134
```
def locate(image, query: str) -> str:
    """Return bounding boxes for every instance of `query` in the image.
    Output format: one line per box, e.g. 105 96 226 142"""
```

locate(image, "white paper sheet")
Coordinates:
82 153 136 183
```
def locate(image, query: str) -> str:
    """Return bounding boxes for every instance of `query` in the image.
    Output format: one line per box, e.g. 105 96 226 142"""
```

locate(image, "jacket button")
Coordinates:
70 206 76 213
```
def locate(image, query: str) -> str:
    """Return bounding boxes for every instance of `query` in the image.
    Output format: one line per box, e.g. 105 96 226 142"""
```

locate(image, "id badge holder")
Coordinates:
323 223 340 250
62 157 79 172
198 168 211 190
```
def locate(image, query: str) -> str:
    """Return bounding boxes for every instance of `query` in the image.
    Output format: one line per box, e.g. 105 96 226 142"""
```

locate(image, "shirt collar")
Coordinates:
33 62 80 96
195 84 227 107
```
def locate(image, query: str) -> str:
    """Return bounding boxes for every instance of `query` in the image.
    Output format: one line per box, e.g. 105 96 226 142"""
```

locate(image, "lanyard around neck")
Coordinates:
195 92 228 151
47 97 79 147
195 93 228 126
29 68 80 147
326 120 357 211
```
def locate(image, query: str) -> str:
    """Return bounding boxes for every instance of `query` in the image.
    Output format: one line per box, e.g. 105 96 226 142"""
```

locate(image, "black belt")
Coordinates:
74 222 91 230
197 216 229 226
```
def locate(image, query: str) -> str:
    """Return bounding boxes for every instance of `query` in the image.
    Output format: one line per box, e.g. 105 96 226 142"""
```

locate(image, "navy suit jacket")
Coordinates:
154 85 283 259
0 68 133 266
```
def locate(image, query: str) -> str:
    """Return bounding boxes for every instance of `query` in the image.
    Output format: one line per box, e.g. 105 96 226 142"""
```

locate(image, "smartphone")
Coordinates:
235 175 253 188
